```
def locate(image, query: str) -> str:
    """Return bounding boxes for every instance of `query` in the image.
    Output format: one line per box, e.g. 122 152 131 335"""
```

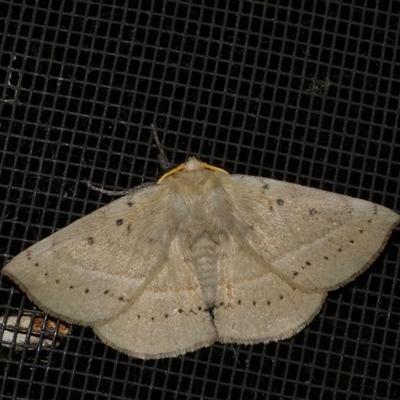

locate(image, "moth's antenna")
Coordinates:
151 124 171 170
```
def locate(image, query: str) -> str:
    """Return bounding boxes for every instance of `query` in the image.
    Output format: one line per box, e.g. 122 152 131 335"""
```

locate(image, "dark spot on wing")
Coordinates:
44 272 48 276
178 309 183 314
277 199 284 206
237 299 241 305
104 290 109 294
198 306 202 311
253 301 257 306
367 219 372 223
34 263 39 267
324 256 329 260
338 248 342 252
309 208 317 216
69 285 74 289
293 271 298 277
118 296 124 301
55 280 59 284
87 237 94 245
349 240 354 243
85 289 90 293
359 230 363 233
137 315 141 319
267 300 271 306
116 219 124 226
151 317 154 321
279 295 283 300
306 261 311 266
165 314 169 319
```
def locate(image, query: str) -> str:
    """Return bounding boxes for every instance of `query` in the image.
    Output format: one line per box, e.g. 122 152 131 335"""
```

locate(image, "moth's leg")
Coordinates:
86 182 154 196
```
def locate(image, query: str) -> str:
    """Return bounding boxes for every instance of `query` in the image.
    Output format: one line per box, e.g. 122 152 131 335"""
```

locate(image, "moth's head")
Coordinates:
157 157 229 188
182 157 205 171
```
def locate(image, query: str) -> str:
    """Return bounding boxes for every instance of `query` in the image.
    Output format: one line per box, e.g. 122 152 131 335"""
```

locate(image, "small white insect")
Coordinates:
0 312 69 351
2 157 399 359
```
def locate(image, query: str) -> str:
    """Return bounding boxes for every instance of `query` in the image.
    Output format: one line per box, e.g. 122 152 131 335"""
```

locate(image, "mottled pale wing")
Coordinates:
3 184 180 325
215 242 326 344
226 175 400 292
94 242 217 359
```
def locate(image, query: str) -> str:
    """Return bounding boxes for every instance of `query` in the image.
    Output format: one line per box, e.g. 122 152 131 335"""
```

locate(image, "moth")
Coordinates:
3 157 399 359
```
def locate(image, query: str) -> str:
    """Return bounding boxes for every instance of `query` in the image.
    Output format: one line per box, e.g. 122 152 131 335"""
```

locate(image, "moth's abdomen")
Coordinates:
189 235 221 308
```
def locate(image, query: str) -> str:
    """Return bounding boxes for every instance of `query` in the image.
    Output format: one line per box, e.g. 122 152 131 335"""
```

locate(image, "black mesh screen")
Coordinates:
1 1 399 399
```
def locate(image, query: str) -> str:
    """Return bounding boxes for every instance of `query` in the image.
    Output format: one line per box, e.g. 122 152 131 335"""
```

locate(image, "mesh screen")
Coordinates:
1 1 399 399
